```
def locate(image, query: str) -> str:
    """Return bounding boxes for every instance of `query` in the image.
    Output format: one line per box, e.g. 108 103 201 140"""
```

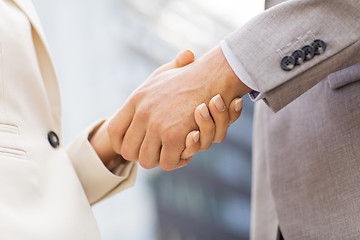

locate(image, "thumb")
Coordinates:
150 49 195 78
174 49 195 68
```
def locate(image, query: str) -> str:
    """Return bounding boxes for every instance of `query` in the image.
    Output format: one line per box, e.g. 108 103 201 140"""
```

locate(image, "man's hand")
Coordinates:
106 46 251 171
89 49 196 165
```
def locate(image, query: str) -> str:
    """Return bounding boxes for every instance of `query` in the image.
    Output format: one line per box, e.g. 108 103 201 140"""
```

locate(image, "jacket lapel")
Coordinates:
10 0 63 135
10 0 47 41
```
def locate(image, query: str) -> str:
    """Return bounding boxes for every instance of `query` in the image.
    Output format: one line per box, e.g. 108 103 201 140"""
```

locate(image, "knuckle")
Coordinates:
139 159 155 169
188 144 200 154
161 164 176 172
214 133 227 143
208 127 216 137
107 120 117 138
216 116 228 126
148 119 162 133
183 148 195 158
181 158 191 167
162 132 175 144
160 158 179 172
200 143 212 151
137 103 161 125
163 128 184 143
107 123 123 154
136 107 151 120
180 153 190 160
120 146 138 161
131 89 146 102
199 119 214 132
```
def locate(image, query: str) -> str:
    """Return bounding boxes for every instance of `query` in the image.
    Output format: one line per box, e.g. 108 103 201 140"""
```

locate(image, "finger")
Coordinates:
150 49 195 78
177 157 192 169
107 102 135 155
194 103 215 151
160 136 185 171
138 130 162 169
175 49 195 68
180 130 200 159
229 97 243 125
120 114 146 161
209 94 229 143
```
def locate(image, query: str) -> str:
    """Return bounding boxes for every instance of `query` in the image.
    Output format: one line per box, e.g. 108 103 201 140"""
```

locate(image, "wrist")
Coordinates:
89 120 118 166
197 46 252 106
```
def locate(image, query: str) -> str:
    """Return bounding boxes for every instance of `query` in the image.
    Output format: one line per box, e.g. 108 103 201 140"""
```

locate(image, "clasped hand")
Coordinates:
91 47 249 171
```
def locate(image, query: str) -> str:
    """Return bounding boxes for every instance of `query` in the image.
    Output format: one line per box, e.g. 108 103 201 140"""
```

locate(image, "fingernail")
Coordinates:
235 98 243 112
213 94 226 112
193 131 200 143
197 103 211 120
186 48 195 56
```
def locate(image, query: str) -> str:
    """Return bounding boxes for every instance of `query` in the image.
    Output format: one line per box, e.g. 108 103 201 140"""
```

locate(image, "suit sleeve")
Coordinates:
66 120 137 205
224 0 360 112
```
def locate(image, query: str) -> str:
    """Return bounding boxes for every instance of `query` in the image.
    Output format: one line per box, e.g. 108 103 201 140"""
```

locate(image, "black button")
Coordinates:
312 39 326 55
301 45 315 61
292 49 305 65
48 131 60 148
281 56 295 71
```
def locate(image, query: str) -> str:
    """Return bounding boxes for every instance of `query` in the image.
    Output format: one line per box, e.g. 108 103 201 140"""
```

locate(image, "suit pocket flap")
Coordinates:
0 123 19 135
328 62 360 89
0 146 27 160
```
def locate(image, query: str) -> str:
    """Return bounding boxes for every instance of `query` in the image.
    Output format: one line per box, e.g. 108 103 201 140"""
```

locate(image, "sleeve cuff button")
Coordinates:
312 39 326 55
281 56 295 71
301 45 315 61
292 49 306 65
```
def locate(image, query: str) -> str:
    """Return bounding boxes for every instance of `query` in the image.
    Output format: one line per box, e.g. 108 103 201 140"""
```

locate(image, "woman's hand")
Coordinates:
177 95 243 168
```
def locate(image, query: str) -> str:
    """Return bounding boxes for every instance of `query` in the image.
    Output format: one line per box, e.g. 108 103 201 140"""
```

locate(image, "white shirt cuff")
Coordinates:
220 40 264 102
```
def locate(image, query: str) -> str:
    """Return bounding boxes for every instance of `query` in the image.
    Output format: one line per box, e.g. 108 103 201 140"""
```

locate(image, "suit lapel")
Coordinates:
10 0 63 135
11 0 47 42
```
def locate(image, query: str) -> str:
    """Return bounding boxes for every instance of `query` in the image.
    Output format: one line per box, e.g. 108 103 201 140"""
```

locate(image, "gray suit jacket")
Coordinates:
225 0 360 239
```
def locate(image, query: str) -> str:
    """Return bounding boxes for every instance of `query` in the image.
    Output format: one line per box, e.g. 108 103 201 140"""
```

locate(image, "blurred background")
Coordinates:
32 0 263 239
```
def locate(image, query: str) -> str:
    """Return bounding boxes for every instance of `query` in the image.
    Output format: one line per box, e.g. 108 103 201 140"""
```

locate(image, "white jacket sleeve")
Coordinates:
67 120 137 205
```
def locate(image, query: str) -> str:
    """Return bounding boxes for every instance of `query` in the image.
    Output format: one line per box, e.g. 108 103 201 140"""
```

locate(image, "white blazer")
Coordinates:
0 0 137 239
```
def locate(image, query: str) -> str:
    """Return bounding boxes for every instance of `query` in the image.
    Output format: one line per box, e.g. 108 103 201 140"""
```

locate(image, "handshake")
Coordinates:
90 46 252 171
